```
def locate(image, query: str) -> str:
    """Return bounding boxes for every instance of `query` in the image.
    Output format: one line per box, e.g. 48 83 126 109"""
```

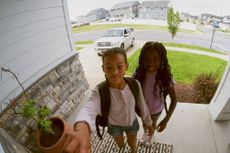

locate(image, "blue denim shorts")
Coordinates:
151 112 162 128
107 118 139 137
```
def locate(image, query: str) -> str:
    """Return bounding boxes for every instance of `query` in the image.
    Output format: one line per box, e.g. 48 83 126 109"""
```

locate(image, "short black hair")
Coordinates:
102 47 127 63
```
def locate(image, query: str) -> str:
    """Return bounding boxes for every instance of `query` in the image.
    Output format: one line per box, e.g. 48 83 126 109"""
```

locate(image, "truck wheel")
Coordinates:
120 43 124 50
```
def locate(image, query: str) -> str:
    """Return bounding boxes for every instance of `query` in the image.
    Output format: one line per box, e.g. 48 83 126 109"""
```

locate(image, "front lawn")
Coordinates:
127 49 227 84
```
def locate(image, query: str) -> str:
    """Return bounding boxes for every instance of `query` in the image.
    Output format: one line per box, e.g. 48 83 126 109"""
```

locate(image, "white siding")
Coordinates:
209 58 230 120
0 0 75 112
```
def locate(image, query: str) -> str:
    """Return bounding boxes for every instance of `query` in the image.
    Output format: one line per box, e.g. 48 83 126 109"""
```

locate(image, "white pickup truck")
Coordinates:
94 27 135 55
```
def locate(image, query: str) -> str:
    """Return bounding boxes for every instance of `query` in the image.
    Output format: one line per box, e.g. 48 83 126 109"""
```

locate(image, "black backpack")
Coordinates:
95 77 141 140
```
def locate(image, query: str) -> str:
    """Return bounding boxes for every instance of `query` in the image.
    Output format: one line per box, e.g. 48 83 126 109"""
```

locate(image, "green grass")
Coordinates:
163 42 224 54
75 40 94 45
127 49 227 84
76 46 84 51
75 40 94 52
72 24 196 34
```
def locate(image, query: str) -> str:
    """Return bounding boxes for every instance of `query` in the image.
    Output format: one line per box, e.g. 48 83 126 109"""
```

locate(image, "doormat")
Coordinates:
91 131 173 153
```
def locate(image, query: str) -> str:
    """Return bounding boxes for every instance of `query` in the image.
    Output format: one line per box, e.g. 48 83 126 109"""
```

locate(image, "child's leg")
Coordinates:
108 125 125 149
126 118 139 153
127 132 137 153
113 135 125 149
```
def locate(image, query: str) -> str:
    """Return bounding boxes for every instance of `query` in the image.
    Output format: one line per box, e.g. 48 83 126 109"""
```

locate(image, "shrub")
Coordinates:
193 73 219 104
175 83 194 102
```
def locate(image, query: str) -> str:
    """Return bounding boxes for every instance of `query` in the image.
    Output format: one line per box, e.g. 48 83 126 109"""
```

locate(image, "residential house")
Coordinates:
0 0 88 152
180 12 198 23
200 13 223 25
110 1 140 19
222 15 230 23
138 0 172 20
86 8 109 22
219 16 230 31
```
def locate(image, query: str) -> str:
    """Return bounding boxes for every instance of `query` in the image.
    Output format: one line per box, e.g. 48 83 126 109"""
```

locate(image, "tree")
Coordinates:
167 7 180 40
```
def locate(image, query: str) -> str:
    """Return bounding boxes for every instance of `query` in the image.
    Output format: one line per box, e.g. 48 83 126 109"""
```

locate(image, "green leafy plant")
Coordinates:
20 99 53 134
1 67 53 134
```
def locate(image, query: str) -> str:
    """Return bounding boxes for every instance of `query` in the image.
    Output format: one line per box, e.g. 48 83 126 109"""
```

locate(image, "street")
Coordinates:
73 28 230 53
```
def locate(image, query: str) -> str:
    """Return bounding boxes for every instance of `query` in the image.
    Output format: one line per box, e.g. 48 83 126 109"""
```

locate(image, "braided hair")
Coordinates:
134 41 173 97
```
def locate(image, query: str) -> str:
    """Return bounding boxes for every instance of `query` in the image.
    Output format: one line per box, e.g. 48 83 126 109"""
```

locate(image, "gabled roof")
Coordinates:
201 13 223 19
223 15 230 19
111 1 140 9
86 8 108 16
139 0 170 8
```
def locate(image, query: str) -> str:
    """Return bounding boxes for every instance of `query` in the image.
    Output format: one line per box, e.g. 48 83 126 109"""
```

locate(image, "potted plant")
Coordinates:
1 67 73 153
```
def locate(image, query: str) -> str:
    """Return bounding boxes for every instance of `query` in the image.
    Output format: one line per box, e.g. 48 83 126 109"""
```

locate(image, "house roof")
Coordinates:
86 8 108 16
223 15 230 19
201 13 223 19
111 1 140 9
139 0 170 8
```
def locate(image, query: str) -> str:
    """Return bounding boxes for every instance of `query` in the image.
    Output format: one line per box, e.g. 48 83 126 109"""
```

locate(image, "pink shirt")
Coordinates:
143 72 164 114
75 80 152 132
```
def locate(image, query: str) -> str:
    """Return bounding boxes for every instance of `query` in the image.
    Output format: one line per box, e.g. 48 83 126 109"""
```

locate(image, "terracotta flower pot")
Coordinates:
36 117 73 153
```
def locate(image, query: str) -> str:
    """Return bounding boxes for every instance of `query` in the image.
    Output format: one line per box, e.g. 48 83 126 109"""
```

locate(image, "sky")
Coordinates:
67 0 230 20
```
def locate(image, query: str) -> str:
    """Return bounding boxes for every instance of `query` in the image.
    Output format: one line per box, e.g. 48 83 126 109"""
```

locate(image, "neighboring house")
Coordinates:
0 0 88 152
180 12 198 23
138 0 172 20
219 22 230 31
222 15 230 23
200 13 223 25
86 8 109 22
219 16 230 31
110 1 140 19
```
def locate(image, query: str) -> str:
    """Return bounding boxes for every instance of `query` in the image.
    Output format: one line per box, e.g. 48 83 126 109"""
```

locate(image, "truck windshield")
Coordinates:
102 29 123 37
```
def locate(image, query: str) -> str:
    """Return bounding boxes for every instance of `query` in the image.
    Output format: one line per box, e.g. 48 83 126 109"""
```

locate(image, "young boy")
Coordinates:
63 48 153 153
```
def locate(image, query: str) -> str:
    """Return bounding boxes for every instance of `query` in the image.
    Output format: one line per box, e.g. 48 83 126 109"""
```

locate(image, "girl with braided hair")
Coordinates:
133 41 177 143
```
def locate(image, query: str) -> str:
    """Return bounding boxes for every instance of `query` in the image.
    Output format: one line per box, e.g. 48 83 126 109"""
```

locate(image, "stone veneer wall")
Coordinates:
0 54 89 152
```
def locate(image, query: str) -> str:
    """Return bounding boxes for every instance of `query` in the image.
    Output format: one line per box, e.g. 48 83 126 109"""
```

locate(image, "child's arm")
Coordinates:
135 80 153 127
62 89 101 153
157 86 177 132
74 88 101 133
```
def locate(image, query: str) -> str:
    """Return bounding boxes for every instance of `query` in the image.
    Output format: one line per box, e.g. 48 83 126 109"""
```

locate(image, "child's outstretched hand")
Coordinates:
62 122 91 153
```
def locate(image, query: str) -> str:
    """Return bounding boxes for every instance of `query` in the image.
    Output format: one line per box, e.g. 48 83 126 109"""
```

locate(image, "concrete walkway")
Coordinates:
67 41 230 153
130 40 229 61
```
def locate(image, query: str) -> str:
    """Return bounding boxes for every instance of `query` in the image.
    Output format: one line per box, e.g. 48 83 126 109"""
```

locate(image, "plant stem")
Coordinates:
1 68 29 100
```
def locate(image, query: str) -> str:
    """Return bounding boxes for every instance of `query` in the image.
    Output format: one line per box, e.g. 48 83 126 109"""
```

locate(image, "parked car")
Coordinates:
94 27 135 55
71 21 89 28
109 17 121 22
212 22 220 28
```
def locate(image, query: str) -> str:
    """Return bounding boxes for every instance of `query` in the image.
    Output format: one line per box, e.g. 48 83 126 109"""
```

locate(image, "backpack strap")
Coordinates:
98 81 111 117
96 80 110 140
124 77 141 116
